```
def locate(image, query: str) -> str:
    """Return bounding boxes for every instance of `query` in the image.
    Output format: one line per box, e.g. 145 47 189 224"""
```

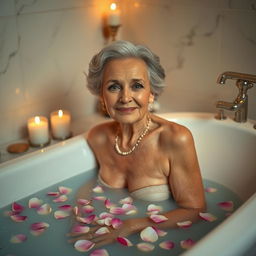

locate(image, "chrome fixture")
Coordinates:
216 71 256 122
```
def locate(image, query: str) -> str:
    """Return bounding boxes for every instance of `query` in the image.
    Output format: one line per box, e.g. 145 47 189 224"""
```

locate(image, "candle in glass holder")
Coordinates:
27 116 50 147
50 110 71 140
108 2 121 26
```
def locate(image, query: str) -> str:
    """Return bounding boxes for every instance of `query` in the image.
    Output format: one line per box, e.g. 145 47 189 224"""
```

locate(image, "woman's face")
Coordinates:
101 57 154 124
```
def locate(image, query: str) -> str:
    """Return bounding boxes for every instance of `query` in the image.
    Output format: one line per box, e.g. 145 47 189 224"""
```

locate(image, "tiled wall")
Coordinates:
0 0 256 144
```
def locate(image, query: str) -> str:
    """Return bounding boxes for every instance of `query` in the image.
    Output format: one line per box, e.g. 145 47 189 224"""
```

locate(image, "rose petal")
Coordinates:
205 187 217 193
104 217 113 226
10 215 27 222
82 205 95 214
58 204 72 211
12 202 24 214
92 185 104 193
122 204 137 215
77 215 97 224
71 225 90 234
73 206 79 216
152 227 167 237
54 210 70 219
59 186 72 195
74 240 95 252
90 249 109 256
116 237 133 246
37 204 52 215
47 192 60 197
180 238 196 249
147 204 163 214
30 222 49 236
53 195 68 203
109 207 126 215
104 199 116 209
199 212 217 222
93 196 106 201
137 242 155 252
99 212 114 219
119 197 133 204
217 201 234 211
95 227 110 235
77 199 91 205
140 226 158 242
10 234 27 243
28 197 43 209
177 220 192 229
111 218 123 229
159 240 175 250
149 214 168 223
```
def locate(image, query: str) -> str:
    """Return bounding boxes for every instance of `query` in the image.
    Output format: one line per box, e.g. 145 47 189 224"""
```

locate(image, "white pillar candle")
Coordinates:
50 110 71 140
108 2 121 26
27 116 50 146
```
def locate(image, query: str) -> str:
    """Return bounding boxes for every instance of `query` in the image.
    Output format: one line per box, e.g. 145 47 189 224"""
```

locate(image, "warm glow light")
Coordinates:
110 2 117 11
35 116 41 124
58 109 63 118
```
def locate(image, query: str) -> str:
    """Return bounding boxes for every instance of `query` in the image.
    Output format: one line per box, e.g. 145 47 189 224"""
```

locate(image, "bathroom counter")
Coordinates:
0 114 108 164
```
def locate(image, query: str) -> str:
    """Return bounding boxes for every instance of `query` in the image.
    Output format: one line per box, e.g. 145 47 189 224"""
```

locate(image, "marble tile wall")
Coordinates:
0 0 256 144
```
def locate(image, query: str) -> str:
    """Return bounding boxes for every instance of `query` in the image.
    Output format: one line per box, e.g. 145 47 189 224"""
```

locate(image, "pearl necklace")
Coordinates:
115 117 151 156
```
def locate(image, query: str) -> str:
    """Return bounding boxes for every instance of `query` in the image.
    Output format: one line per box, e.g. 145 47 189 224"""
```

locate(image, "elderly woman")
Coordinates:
68 40 206 247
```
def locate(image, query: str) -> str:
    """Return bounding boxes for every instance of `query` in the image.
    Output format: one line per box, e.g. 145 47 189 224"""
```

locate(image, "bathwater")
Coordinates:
0 168 243 256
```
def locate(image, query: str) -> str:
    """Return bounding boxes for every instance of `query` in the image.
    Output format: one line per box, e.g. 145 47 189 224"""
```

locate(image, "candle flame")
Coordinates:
110 2 117 11
35 116 41 124
58 110 63 117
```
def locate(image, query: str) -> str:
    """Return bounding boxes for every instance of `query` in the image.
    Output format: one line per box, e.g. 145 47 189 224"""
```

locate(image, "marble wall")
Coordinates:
0 0 256 144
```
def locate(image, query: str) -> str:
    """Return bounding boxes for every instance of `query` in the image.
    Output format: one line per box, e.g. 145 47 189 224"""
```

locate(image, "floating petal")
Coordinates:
111 218 123 229
12 202 24 214
74 240 95 252
177 220 192 229
30 222 49 236
152 227 167 237
180 238 195 249
77 215 97 224
77 198 91 205
109 207 126 215
59 186 72 195
205 187 217 193
28 197 43 209
217 201 234 211
73 206 79 215
82 205 95 214
90 249 109 256
71 225 90 234
147 204 163 214
116 237 133 246
10 234 27 243
199 212 217 222
137 242 155 252
119 197 133 204
95 227 110 235
10 215 27 222
93 185 104 193
99 212 114 219
37 204 52 215
122 204 137 215
58 204 72 211
104 217 113 226
104 199 116 209
54 210 70 219
159 240 175 250
140 226 158 242
149 214 168 223
47 192 60 197
53 195 68 203
93 196 106 201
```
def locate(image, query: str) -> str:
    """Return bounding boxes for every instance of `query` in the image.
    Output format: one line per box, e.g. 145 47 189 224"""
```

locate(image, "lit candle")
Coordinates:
27 116 50 146
108 2 121 26
50 110 71 140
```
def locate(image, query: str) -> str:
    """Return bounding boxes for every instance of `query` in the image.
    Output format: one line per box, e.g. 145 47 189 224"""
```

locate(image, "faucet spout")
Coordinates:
217 71 256 85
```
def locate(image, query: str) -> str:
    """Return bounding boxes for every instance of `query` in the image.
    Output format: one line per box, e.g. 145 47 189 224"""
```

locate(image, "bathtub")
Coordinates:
0 112 255 256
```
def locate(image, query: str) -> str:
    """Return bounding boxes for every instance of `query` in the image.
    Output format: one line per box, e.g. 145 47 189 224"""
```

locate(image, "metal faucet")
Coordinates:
216 71 256 122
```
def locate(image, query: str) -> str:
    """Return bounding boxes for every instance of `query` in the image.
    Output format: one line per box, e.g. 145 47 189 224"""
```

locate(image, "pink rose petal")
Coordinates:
147 204 163 214
104 217 113 226
90 249 109 256
93 196 106 201
137 242 155 252
217 201 234 211
99 212 114 219
71 225 90 234
59 186 72 195
177 220 192 229
74 240 95 252
104 199 116 209
149 214 168 223
10 215 27 222
109 206 126 215
30 222 49 236
140 226 158 242
180 238 196 249
199 212 217 222
152 227 167 237
119 196 133 204
37 204 52 215
47 192 60 197
82 205 95 214
111 218 123 229
53 195 68 203
77 214 97 224
117 237 133 246
58 204 72 211
12 202 24 214
92 185 104 193
54 210 70 219
73 206 79 216
28 197 43 209
10 234 27 243
122 204 137 215
77 198 91 205
205 187 217 193
95 227 110 235
159 240 175 250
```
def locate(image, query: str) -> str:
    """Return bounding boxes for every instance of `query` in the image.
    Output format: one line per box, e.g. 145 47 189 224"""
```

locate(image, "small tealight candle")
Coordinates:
27 116 50 147
50 110 71 140
108 2 121 26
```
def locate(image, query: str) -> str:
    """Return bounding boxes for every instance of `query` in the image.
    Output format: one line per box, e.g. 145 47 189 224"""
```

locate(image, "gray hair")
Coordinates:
86 40 165 97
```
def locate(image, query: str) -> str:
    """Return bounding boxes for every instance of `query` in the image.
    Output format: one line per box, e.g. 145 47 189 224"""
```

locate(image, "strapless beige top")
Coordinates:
98 175 170 202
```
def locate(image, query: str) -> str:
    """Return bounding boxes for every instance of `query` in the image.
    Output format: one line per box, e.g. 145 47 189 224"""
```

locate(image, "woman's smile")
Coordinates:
115 106 138 114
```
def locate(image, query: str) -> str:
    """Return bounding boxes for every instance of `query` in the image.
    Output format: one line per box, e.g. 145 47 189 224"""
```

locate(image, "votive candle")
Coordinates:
50 110 71 140
108 2 121 26
27 116 50 147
